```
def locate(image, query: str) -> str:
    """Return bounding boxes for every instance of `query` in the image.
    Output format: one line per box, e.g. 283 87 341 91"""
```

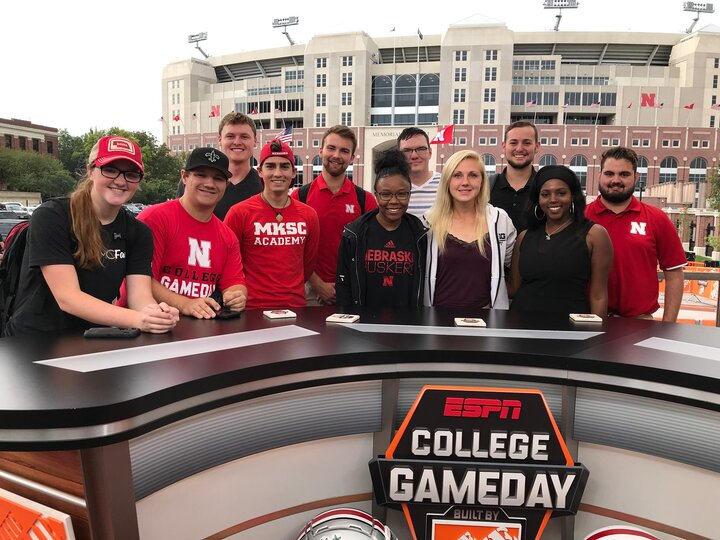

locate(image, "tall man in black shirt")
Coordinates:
489 121 540 232
176 112 262 220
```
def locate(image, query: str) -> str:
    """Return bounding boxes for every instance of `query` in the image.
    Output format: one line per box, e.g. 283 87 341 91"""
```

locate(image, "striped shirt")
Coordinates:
407 171 441 219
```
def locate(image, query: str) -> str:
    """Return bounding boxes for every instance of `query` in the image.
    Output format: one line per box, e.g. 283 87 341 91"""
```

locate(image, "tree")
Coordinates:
58 127 185 204
707 166 720 212
0 148 75 200
58 129 87 180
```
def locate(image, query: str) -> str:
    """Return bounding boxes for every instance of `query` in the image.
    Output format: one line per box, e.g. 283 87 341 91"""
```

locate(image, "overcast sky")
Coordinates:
3 0 718 141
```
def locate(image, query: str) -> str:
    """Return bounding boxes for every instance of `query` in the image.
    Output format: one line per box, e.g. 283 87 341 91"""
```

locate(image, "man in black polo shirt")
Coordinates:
489 121 540 232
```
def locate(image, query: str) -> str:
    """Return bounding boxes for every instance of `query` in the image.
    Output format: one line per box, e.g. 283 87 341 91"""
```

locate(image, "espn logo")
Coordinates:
443 397 522 420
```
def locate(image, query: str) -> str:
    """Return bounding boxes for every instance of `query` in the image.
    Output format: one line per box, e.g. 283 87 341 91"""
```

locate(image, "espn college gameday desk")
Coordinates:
0 307 718 540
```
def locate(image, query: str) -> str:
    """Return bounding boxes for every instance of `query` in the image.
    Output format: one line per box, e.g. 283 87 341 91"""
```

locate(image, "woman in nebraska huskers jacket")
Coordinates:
336 150 428 307
423 150 516 309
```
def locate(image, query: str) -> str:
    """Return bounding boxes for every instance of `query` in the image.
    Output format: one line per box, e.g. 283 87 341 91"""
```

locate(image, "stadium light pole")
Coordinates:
272 16 299 46
543 0 580 31
683 1 715 33
188 32 210 59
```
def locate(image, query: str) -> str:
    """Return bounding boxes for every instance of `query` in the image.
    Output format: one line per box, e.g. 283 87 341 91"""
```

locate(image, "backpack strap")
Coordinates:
489 173 498 194
298 182 311 204
354 184 366 214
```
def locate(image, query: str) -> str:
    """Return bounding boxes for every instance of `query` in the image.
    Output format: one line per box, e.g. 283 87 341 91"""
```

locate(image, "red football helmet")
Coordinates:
295 508 398 540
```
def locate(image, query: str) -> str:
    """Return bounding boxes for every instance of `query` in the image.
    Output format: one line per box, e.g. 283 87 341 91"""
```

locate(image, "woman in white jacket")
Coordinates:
423 150 516 309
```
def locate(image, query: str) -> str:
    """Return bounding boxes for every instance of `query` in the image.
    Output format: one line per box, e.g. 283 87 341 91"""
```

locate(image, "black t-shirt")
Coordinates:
363 218 416 308
176 168 262 221
489 168 537 232
5 199 153 336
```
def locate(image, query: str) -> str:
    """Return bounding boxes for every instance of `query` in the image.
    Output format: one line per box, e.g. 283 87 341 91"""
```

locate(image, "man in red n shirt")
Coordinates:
291 125 377 304
586 146 686 322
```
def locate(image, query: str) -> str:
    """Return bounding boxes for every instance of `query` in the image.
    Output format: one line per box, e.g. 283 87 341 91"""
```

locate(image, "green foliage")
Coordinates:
707 166 720 212
706 235 720 250
0 147 75 199
58 129 87 180
57 127 185 204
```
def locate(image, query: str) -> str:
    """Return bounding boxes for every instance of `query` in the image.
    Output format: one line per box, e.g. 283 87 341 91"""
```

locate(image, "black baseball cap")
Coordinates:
184 147 232 179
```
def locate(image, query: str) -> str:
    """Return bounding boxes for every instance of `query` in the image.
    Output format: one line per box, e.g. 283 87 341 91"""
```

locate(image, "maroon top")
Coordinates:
433 234 492 309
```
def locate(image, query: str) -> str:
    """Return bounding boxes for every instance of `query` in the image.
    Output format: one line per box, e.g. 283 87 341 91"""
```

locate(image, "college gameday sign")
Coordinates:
369 386 589 540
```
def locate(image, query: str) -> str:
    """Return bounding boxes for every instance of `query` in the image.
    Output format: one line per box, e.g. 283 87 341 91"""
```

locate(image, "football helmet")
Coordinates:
295 508 398 540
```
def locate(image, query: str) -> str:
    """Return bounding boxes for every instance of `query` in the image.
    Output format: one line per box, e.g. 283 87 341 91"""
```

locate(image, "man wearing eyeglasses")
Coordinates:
489 121 540 232
128 147 248 318
291 125 377 305
397 127 441 219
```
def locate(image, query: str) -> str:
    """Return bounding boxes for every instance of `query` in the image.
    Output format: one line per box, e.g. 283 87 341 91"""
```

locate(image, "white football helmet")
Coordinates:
295 508 398 540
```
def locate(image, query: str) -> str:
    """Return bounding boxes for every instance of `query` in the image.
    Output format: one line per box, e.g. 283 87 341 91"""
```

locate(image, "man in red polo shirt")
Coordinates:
586 146 686 321
291 125 377 305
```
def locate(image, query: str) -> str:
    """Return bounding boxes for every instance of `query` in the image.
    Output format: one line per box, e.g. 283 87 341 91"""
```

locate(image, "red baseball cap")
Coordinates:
258 140 294 167
94 136 144 172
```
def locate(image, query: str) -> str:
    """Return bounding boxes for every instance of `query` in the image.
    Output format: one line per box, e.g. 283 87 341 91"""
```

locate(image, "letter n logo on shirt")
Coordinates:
188 238 212 268
345 204 355 214
630 222 647 235
383 276 394 287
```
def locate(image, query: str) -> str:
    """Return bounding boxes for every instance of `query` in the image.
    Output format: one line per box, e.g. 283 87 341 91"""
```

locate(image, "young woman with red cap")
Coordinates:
4 136 179 336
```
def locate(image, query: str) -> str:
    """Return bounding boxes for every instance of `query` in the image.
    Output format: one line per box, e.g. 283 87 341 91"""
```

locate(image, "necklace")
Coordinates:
261 193 290 222
544 219 572 240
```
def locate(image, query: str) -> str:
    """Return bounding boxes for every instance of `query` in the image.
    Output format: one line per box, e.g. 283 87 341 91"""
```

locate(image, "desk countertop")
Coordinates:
0 306 718 450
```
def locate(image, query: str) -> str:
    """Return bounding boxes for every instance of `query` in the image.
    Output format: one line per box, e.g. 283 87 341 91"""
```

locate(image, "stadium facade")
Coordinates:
162 16 720 251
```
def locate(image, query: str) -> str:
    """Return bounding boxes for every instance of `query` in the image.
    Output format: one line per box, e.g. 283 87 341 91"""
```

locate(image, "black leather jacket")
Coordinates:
336 209 429 307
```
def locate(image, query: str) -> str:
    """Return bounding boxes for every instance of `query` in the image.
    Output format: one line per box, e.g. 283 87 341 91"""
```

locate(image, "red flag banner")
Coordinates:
711 103 720 110
209 104 220 117
173 114 180 122
627 103 632 109
684 103 695 110
430 124 455 145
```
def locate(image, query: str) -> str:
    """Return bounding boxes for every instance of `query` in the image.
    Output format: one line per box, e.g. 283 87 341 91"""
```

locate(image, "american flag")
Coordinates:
274 125 293 144
711 103 720 110
590 102 601 108
525 100 536 107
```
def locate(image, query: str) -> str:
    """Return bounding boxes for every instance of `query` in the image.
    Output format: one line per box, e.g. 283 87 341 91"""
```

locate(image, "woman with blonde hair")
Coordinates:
4 136 179 336
424 150 516 309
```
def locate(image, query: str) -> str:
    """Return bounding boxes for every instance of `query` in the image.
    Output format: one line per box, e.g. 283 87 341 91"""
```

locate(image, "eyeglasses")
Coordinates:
400 146 429 156
95 165 143 183
376 191 410 202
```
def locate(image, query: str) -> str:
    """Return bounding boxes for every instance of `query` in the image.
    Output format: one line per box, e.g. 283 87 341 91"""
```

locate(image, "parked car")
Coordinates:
0 203 31 219
0 210 25 239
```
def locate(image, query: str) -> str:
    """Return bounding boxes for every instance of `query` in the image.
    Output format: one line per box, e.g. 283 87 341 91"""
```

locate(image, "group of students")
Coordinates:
2 115 686 337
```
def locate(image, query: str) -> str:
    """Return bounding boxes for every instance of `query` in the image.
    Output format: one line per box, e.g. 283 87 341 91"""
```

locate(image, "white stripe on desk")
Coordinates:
36 326 318 373
347 323 601 340
635 336 720 362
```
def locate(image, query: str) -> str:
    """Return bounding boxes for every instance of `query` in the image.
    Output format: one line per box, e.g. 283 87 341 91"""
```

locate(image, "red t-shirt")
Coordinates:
585 196 687 317
224 194 319 309
138 200 245 298
291 175 377 283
